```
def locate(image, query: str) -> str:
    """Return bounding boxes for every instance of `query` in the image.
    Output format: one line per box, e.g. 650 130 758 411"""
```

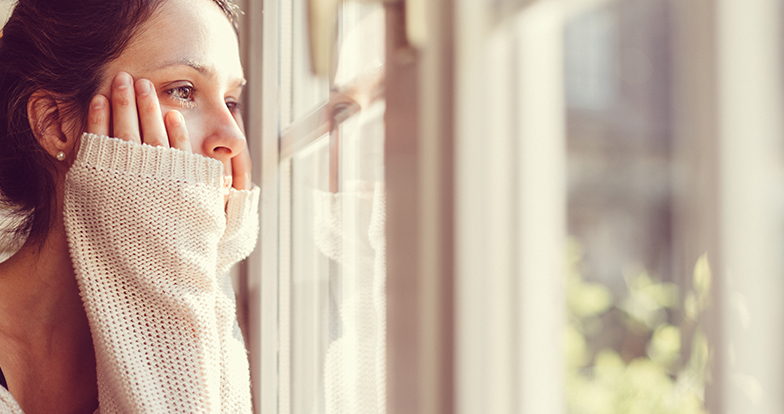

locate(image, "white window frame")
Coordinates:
238 0 784 413
237 0 280 412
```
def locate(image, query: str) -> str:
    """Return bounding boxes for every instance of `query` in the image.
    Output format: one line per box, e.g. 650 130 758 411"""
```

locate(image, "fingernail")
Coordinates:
169 110 183 126
222 175 232 195
90 95 105 110
114 72 131 89
135 79 151 96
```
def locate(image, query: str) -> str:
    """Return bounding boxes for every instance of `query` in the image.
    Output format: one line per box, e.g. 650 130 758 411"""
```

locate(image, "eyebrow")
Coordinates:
151 58 247 89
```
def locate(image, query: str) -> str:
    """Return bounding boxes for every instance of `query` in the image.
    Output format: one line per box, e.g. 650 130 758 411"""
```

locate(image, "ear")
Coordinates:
27 90 71 159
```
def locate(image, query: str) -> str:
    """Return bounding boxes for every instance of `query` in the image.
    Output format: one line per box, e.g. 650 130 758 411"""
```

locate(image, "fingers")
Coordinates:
231 145 253 190
111 72 141 144
135 79 168 148
165 110 192 152
104 72 188 151
86 95 110 136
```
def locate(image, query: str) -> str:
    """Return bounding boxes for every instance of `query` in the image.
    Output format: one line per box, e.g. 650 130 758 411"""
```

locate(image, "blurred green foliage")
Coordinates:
565 239 711 414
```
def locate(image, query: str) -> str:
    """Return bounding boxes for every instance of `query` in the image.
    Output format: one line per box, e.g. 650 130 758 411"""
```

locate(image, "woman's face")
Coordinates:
95 0 246 176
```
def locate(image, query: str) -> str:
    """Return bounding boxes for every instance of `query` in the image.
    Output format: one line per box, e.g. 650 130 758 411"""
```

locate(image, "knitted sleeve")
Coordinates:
63 133 258 414
0 387 24 414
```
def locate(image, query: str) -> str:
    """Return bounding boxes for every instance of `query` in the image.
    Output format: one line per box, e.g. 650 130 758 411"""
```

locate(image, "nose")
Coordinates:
201 106 246 163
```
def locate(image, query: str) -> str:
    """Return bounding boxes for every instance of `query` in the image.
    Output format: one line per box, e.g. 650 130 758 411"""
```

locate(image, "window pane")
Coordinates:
327 100 386 412
334 2 386 89
290 135 331 414
564 1 709 412
288 0 329 125
281 2 387 413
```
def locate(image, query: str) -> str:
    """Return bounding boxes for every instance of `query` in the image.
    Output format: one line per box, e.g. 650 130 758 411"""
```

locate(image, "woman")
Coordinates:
0 0 259 413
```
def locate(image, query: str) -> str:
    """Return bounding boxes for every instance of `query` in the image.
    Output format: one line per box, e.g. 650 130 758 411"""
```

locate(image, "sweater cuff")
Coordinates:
225 185 261 224
217 185 260 275
75 133 224 187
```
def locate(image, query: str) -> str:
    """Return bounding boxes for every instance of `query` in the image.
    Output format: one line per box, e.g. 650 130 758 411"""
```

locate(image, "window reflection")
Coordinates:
284 2 386 413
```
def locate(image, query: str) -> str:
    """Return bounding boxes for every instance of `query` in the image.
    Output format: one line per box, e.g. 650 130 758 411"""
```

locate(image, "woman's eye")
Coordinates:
165 84 196 107
226 100 242 114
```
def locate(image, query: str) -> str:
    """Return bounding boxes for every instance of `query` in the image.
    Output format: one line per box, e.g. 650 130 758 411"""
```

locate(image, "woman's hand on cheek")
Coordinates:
87 72 191 152
230 145 252 191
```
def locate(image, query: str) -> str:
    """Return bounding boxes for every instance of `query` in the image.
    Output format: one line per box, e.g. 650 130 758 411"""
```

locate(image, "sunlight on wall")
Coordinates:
0 1 11 27
0 1 15 262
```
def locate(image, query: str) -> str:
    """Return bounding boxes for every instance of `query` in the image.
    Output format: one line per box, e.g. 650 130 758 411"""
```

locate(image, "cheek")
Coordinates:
180 114 208 156
160 105 207 155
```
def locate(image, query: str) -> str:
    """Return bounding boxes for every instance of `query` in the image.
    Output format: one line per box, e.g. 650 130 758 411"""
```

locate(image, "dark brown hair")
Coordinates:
0 0 239 246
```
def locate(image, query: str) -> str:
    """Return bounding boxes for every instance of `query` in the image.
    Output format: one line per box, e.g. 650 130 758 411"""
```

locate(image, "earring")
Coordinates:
56 151 66 161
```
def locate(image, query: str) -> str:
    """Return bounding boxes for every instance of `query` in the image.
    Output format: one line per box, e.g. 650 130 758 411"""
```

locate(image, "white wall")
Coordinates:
0 0 14 262
0 1 12 28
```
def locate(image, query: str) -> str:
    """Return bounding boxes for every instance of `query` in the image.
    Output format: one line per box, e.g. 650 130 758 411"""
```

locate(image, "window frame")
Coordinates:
240 0 784 413
240 1 408 413
237 0 280 412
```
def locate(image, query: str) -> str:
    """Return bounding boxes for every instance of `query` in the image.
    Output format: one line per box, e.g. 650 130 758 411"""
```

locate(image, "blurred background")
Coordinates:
3 0 783 413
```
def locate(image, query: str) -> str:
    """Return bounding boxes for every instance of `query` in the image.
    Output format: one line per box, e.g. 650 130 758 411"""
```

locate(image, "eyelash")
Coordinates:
165 85 197 109
226 100 242 115
164 83 243 114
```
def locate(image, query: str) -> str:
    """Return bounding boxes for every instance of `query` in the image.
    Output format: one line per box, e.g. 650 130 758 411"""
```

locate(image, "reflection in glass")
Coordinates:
323 101 386 413
291 136 331 414
288 102 386 414
290 0 330 124
284 2 387 413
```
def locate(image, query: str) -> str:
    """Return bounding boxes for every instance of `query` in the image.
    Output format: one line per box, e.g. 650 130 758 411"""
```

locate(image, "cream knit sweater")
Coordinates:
0 133 259 414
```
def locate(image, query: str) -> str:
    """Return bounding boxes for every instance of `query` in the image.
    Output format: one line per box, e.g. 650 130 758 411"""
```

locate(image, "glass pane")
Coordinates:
290 135 331 414
563 1 709 412
287 106 386 414
283 2 387 413
325 100 386 412
289 0 330 125
334 2 386 89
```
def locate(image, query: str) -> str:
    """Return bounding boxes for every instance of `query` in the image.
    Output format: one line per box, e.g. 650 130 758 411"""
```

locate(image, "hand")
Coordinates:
229 144 252 191
87 72 252 195
228 103 252 191
87 72 191 152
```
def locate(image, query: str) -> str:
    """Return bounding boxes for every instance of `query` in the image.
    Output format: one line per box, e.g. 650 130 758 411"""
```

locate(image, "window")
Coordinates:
453 0 784 413
239 0 784 413
239 1 389 413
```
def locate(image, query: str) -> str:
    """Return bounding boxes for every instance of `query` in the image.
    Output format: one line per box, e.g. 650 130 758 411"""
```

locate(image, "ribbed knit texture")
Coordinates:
0 133 259 414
